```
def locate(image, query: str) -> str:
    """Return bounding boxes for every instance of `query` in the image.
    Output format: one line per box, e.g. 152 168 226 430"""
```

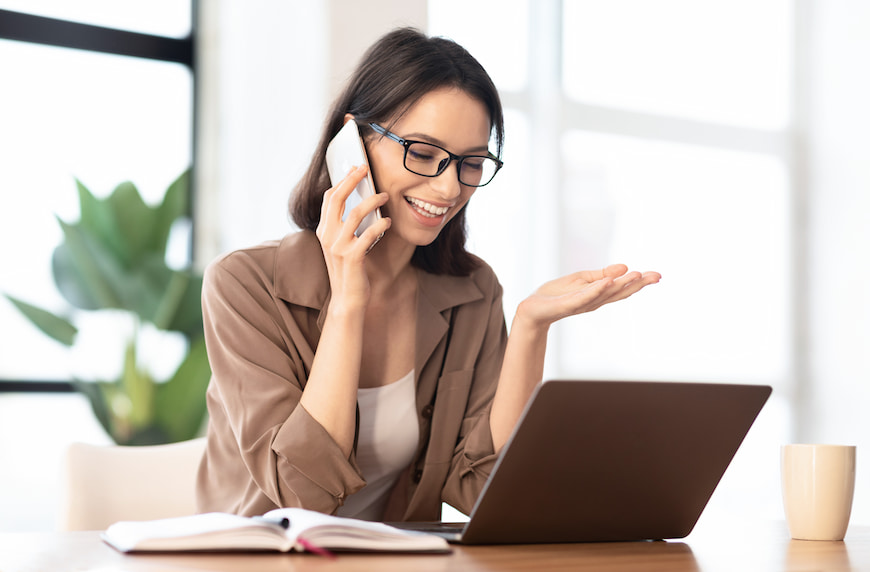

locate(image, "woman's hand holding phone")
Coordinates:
316 165 391 310
305 165 389 457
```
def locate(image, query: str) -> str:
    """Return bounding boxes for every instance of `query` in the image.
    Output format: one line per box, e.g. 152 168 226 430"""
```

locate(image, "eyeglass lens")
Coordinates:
405 142 499 187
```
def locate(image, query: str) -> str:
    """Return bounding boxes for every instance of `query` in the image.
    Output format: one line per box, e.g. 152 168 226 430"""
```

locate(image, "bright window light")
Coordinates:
428 0 530 92
562 0 792 129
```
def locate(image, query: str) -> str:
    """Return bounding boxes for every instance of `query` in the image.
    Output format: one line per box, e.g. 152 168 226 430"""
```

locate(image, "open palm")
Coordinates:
519 264 661 327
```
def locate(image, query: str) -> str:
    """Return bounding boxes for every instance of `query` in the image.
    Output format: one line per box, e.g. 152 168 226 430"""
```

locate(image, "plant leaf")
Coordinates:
167 272 204 338
125 426 171 446
153 169 190 254
153 335 211 442
51 242 101 310
150 270 190 331
53 217 126 309
73 379 115 440
151 269 204 337
3 295 77 346
120 338 154 429
115 252 172 323
75 179 129 268
53 220 179 320
107 181 158 267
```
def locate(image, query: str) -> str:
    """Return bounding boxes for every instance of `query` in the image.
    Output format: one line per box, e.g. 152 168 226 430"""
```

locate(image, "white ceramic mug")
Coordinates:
781 444 856 541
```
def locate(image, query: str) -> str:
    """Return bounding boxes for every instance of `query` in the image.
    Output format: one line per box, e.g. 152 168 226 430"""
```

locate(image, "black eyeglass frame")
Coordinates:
367 122 503 187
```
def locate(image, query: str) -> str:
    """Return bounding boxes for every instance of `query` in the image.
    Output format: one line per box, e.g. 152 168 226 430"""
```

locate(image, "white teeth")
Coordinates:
406 197 449 217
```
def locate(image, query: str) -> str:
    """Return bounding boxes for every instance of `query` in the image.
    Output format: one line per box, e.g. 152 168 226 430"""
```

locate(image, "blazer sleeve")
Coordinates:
198 253 366 516
440 273 508 514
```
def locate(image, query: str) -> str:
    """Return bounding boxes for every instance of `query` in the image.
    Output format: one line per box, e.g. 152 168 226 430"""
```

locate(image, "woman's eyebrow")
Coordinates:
401 131 490 154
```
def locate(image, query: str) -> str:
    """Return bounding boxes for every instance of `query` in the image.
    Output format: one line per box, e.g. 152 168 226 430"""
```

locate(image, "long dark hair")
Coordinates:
289 27 504 276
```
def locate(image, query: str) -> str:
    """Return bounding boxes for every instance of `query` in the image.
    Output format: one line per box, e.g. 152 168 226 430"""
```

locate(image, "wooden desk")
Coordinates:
1 522 868 572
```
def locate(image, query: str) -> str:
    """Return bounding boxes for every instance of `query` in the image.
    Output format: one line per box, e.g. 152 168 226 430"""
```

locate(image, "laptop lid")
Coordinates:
454 380 771 544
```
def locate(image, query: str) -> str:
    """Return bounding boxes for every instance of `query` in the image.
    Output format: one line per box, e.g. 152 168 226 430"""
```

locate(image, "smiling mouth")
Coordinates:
405 197 450 218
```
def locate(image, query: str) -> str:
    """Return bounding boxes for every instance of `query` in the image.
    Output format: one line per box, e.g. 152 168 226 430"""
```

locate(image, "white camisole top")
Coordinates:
335 370 419 520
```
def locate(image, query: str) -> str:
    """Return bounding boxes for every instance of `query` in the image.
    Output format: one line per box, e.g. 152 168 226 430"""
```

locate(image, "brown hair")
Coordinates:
289 27 504 276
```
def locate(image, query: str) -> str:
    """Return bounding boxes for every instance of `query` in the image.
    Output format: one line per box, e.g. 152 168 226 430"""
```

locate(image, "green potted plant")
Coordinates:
3 171 210 445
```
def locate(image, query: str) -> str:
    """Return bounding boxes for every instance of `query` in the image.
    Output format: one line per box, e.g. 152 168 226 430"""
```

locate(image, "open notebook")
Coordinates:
393 380 771 544
102 507 449 553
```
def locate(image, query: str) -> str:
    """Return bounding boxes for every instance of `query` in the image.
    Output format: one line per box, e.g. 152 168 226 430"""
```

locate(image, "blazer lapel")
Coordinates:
413 268 484 419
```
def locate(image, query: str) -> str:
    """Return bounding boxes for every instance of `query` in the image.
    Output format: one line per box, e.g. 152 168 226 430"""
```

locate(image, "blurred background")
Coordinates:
1 0 868 532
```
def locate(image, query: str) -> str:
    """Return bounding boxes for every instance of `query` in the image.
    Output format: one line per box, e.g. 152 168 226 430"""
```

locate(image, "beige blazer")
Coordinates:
195 231 507 521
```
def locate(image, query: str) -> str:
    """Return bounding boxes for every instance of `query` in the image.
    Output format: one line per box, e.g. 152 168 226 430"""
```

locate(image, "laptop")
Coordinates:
393 380 771 544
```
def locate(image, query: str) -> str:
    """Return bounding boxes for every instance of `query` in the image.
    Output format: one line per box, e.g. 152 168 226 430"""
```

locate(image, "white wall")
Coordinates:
803 0 870 523
195 1 327 265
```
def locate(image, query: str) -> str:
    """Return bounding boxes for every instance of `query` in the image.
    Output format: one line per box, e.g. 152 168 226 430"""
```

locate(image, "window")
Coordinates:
562 0 791 129
0 6 194 384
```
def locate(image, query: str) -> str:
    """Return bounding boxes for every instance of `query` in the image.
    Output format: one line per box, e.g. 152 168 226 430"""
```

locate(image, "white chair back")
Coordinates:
60 437 206 531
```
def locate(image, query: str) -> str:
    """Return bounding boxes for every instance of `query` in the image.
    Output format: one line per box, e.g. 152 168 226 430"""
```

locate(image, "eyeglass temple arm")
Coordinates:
367 122 405 144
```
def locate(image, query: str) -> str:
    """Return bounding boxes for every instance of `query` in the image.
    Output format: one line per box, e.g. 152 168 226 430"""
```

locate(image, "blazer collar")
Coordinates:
273 231 331 310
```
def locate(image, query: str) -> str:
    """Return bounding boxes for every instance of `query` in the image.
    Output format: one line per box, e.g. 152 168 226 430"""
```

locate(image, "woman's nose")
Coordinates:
429 161 463 200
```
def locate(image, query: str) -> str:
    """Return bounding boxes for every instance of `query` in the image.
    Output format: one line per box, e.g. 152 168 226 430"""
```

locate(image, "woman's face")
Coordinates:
363 87 492 248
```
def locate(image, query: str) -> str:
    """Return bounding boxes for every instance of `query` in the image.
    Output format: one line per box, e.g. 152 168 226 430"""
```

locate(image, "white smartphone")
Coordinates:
325 120 383 238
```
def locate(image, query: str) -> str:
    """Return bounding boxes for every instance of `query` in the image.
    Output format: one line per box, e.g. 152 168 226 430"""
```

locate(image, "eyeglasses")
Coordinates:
367 122 503 187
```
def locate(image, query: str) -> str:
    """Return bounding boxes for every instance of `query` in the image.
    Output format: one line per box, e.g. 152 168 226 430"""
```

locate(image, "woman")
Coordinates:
196 28 660 522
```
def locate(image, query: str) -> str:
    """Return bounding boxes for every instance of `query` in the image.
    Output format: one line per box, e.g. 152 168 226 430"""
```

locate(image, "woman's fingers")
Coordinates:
318 165 389 253
321 165 369 223
526 266 661 324
318 168 358 242
575 269 661 310
341 190 388 232
602 263 629 279
358 214 391 246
